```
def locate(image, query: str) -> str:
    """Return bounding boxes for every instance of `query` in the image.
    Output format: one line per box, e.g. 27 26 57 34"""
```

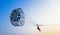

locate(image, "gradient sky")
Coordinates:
0 0 60 35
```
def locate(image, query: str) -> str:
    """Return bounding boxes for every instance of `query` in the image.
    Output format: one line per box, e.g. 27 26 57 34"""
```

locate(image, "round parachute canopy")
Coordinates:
10 8 25 26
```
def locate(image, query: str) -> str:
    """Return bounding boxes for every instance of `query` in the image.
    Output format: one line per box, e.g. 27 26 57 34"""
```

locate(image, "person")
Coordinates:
36 24 41 32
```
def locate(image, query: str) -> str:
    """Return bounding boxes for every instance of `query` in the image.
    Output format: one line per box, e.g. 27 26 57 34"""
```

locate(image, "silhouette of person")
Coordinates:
36 24 41 32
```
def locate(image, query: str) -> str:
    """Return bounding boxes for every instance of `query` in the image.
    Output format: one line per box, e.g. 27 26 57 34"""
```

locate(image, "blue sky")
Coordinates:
0 0 29 35
1 0 60 35
0 0 40 35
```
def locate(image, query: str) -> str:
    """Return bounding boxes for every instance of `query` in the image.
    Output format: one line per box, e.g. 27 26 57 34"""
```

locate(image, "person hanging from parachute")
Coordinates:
36 24 44 32
36 24 41 32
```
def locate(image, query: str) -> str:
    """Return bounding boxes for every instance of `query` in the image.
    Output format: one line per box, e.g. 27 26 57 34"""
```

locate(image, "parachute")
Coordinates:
10 8 25 26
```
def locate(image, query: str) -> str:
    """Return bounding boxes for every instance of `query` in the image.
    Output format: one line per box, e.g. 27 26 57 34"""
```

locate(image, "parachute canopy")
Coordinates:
10 8 25 26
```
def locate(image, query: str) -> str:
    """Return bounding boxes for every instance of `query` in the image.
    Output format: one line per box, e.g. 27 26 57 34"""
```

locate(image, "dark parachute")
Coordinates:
10 8 25 26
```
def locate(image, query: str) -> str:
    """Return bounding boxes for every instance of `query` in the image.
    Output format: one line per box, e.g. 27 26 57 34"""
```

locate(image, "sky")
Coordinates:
0 0 60 35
